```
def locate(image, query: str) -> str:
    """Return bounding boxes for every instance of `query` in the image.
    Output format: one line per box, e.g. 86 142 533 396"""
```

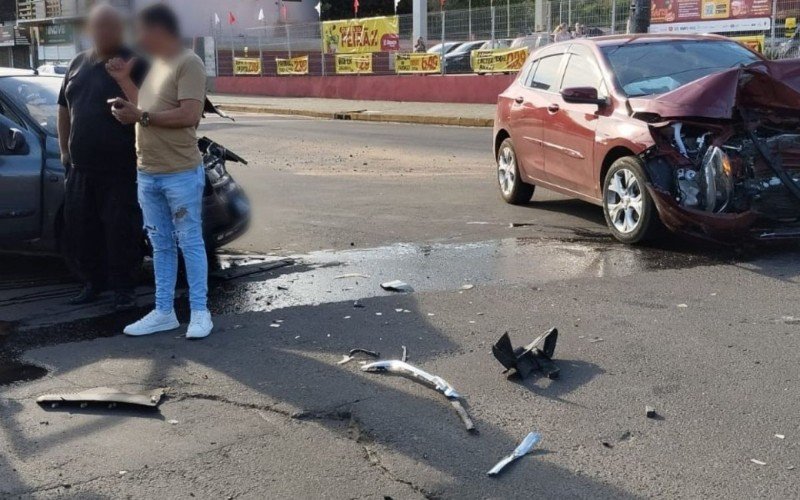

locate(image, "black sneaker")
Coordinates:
67 284 98 305
113 291 136 311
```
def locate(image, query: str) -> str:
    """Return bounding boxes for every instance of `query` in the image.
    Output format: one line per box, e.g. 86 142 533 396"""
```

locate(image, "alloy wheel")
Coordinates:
605 168 643 234
497 145 516 197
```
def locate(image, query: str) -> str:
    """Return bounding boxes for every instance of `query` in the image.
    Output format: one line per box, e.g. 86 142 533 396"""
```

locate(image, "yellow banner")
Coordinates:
787 17 797 38
733 35 765 53
470 47 528 74
335 53 373 74
233 57 261 75
276 55 309 76
395 53 441 74
322 15 400 54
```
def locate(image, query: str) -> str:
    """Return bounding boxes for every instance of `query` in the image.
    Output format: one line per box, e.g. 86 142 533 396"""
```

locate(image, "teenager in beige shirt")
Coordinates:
108 4 212 339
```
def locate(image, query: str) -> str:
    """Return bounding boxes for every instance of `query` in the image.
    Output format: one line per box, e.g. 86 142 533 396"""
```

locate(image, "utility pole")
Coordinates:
629 0 650 34
412 0 427 45
534 0 544 32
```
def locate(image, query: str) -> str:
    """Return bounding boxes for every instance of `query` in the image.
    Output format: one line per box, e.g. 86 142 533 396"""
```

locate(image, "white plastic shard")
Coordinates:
362 359 474 431
487 432 542 477
380 280 414 292
37 387 166 408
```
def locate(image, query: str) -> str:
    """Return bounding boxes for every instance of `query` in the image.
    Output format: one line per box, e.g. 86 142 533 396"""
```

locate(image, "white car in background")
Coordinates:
36 64 68 76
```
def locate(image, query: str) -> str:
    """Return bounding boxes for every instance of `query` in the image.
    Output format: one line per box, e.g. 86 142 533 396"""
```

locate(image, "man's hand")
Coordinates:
60 151 71 166
108 97 142 125
105 57 135 83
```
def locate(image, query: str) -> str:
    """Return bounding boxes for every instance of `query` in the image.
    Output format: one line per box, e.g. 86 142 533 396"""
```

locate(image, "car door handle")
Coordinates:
547 104 560 113
514 96 524 104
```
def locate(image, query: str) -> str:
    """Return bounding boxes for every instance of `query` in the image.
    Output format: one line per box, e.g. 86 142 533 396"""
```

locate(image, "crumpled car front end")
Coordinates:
631 59 800 241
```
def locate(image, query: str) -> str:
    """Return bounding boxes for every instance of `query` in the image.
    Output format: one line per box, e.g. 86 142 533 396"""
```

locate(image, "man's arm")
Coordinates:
110 54 205 129
106 57 144 105
109 98 202 128
57 105 70 165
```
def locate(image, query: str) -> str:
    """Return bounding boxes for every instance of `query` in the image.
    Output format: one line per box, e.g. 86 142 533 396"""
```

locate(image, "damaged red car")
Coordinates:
493 34 800 243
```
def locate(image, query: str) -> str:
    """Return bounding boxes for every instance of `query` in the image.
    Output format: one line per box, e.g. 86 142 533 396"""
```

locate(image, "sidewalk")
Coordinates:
210 95 496 127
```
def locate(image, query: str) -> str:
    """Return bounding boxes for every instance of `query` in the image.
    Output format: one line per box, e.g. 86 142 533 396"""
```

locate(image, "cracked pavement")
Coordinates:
2 115 799 499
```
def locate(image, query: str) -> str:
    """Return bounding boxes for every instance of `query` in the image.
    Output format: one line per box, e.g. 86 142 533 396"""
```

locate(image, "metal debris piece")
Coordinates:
362 360 475 432
353 300 365 308
334 273 371 279
492 329 559 380
380 280 414 293
487 432 541 477
338 348 381 365
751 459 767 466
401 345 408 362
775 434 786 439
646 406 657 418
37 387 165 408
461 284 474 290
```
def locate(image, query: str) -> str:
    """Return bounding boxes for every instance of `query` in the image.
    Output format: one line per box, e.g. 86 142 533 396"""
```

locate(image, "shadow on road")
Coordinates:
1 289 635 498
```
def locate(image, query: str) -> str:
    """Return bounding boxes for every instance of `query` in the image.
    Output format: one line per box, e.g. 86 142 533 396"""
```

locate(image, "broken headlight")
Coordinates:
699 146 734 213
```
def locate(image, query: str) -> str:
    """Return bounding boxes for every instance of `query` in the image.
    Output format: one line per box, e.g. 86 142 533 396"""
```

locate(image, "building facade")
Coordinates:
1 0 30 67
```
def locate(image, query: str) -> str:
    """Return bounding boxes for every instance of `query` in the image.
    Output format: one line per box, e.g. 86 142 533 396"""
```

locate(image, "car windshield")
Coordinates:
602 40 762 97
0 76 62 136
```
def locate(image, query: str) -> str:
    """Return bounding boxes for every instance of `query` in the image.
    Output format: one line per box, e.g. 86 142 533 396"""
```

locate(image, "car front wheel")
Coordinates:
497 138 534 204
602 156 661 244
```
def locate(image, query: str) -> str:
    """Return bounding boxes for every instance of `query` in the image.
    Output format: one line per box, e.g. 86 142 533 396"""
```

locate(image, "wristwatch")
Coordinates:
139 111 150 127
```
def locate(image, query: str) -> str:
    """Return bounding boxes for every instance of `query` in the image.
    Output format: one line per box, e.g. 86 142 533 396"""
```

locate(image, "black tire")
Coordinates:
497 138 535 205
602 156 661 244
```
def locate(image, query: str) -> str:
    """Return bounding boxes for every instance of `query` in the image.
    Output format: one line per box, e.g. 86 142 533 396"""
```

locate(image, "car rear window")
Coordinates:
602 40 762 96
528 54 563 92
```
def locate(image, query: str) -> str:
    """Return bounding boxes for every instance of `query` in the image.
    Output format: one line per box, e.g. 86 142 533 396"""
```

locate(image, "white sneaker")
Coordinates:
123 309 179 336
186 310 213 339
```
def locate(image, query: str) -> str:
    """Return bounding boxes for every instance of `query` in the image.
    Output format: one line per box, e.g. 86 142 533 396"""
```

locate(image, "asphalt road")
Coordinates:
1 114 799 499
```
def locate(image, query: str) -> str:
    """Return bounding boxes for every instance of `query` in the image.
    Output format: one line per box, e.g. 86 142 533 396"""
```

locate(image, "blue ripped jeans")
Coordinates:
137 165 208 312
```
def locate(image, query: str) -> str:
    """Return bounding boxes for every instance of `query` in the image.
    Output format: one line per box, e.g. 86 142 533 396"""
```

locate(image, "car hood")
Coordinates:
628 59 800 120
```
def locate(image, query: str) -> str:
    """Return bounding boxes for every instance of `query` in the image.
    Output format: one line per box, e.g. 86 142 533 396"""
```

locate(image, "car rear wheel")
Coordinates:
602 157 660 244
497 138 535 204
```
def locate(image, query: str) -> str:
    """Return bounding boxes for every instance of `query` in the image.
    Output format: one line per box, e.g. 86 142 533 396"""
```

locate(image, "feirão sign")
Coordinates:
322 16 399 54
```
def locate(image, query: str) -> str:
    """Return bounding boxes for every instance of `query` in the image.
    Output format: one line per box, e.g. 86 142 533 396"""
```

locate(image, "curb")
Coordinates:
215 104 494 128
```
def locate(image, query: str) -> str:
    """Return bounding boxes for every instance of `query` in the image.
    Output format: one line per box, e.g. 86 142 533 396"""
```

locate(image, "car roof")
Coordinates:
0 67 37 77
566 33 731 48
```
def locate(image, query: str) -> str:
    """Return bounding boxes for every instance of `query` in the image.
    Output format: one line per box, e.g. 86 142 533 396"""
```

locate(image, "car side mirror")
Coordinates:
1 127 27 154
561 86 606 106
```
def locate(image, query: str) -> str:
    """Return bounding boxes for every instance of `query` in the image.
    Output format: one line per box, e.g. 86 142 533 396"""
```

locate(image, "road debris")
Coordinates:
750 459 767 466
334 273 371 279
775 434 785 439
362 359 475 432
401 345 408 362
487 432 541 477
492 329 559 380
461 284 474 290
646 406 657 419
337 348 380 365
509 222 537 228
677 303 688 308
168 419 179 425
380 280 414 293
353 300 365 308
37 387 165 409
